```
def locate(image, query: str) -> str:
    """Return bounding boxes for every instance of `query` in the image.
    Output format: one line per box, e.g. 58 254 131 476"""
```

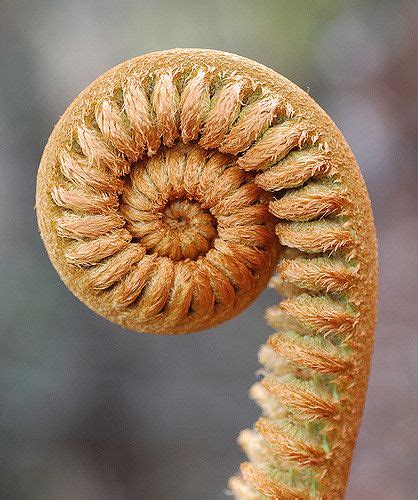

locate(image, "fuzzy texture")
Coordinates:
36 49 378 499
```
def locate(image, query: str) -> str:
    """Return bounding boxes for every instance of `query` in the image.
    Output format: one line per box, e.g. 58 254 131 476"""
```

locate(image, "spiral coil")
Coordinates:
37 49 377 499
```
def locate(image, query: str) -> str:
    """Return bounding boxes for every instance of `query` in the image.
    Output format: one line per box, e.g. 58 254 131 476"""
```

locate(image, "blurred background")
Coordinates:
1 0 417 498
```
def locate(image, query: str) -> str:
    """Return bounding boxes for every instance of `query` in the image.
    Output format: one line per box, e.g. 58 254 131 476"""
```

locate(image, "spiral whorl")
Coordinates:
37 49 377 499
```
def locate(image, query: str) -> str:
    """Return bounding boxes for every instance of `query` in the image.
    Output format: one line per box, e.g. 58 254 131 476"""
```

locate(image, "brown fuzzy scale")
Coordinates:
250 382 284 420
199 78 250 149
280 294 358 337
95 100 139 161
278 257 358 293
268 333 350 375
220 94 283 155
240 462 306 500
56 213 125 240
265 306 302 332
255 150 334 191
269 182 350 222
262 377 338 422
237 121 308 171
122 76 161 156
36 49 377 499
113 253 158 308
59 150 124 193
276 220 356 257
51 186 119 214
151 70 180 147
77 123 131 177
87 243 146 289
180 69 212 143
65 229 132 266
256 418 328 468
238 428 272 464
228 476 264 500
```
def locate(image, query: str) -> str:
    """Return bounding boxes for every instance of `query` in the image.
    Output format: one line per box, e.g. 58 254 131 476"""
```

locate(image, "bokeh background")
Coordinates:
1 1 417 498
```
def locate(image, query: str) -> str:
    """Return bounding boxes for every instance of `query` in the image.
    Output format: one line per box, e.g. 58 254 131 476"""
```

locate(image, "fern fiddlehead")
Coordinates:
36 49 378 499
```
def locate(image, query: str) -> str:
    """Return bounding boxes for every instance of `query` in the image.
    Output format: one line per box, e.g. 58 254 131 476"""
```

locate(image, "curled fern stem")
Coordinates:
36 49 378 499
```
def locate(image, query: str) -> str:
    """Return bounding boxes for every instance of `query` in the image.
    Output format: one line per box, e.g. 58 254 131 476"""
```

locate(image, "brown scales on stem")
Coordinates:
36 49 378 499
255 418 328 468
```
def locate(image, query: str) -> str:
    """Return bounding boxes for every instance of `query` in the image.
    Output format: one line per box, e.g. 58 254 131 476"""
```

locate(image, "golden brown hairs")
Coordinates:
36 49 378 499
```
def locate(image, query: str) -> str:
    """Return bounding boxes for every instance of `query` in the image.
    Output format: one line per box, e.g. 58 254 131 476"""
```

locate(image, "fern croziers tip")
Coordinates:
36 48 378 499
